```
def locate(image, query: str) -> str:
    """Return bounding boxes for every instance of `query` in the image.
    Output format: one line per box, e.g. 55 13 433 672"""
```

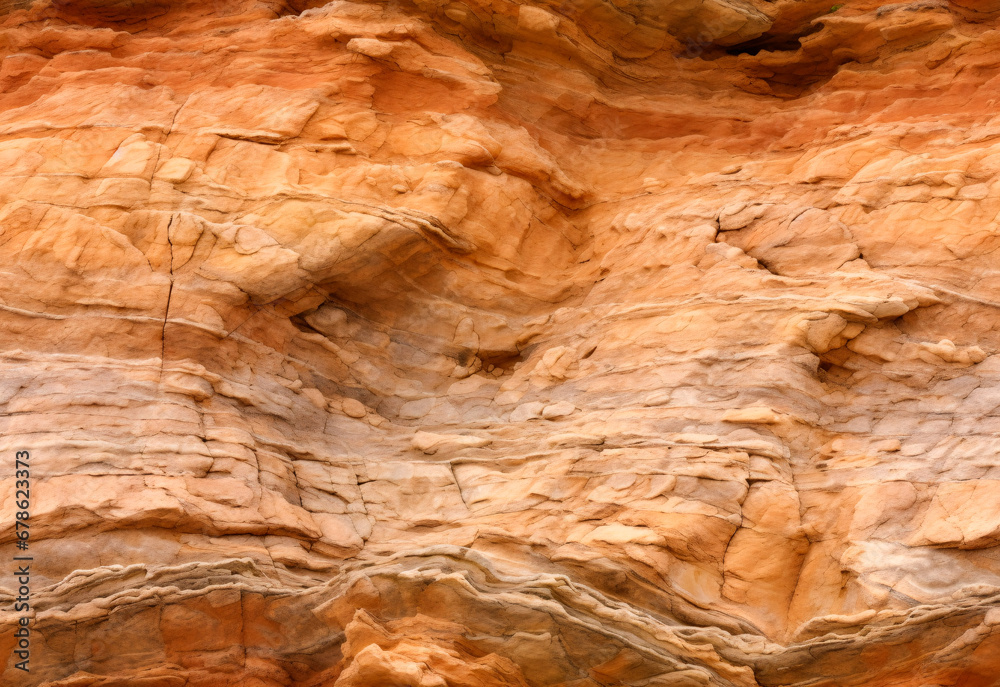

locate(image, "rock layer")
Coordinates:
2 0 1000 684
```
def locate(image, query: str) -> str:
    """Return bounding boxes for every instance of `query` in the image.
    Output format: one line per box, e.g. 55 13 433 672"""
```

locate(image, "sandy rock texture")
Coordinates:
1 0 1000 684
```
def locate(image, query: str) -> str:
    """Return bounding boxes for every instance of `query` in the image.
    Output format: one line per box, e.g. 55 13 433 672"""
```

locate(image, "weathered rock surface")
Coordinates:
2 0 1000 684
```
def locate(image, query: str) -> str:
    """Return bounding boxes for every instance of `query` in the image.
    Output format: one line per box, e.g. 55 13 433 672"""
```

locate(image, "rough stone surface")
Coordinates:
2 0 1000 685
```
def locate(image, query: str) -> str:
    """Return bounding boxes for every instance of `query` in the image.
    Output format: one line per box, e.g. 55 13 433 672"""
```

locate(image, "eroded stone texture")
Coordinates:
1 0 1000 684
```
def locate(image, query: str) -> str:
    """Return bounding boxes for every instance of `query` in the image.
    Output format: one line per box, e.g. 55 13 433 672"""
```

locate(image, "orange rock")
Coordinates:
2 0 1000 684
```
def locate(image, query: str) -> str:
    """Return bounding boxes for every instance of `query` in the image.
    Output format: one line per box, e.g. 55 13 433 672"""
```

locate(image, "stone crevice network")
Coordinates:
0 0 998 684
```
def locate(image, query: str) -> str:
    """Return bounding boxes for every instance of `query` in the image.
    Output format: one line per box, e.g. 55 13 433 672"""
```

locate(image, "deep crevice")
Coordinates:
724 24 824 57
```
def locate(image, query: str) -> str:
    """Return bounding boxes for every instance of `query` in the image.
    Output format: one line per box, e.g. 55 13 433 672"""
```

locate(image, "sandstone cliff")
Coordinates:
2 0 1000 684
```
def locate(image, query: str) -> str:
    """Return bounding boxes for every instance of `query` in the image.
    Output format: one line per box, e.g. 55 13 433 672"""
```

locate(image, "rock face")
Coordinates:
3 0 1000 684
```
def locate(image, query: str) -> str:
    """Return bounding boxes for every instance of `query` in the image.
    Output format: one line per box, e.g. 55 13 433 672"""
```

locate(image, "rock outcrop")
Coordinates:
2 0 1000 684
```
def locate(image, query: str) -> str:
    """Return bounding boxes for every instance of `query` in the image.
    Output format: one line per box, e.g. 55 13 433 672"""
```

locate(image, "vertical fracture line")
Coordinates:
160 214 176 380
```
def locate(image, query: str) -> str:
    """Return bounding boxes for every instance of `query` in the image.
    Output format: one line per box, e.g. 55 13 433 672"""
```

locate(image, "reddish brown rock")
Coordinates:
2 0 1000 685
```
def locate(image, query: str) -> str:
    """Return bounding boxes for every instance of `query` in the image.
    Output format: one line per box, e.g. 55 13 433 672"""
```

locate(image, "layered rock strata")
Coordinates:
2 0 1000 684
